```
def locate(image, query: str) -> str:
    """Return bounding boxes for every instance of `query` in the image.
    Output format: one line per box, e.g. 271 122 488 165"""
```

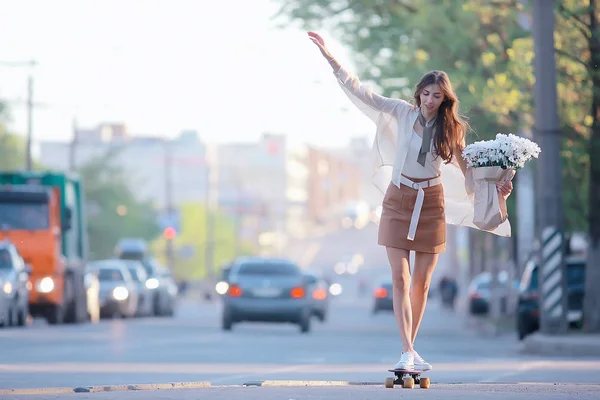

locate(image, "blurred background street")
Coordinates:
1 223 599 392
1 0 599 397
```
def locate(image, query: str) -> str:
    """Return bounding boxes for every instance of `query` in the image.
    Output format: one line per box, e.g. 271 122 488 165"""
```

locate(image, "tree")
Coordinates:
587 0 600 333
274 0 599 331
274 0 531 239
149 202 254 282
0 102 28 170
76 149 160 259
554 0 600 333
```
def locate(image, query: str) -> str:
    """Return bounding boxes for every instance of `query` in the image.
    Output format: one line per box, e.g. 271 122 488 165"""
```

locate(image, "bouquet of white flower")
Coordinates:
462 133 541 231
462 133 542 170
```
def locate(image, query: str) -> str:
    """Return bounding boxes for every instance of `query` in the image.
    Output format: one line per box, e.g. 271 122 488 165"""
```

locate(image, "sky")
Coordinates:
0 0 375 149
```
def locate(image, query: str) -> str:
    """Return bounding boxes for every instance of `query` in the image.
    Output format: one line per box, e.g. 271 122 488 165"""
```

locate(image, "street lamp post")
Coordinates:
0 60 37 171
531 0 568 334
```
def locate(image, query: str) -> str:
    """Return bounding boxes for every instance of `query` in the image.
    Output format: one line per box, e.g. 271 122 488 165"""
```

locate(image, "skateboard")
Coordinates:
385 368 430 389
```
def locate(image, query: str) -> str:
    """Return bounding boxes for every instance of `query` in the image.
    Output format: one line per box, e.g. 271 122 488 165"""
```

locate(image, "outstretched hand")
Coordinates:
307 31 334 60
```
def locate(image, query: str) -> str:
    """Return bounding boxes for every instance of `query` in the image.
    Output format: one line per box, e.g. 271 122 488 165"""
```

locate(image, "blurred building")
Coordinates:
216 134 309 254
335 136 383 210
39 124 368 253
39 123 210 210
306 145 362 225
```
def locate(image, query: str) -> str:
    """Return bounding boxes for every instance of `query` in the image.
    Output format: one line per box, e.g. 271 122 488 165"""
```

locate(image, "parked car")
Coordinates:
467 271 518 315
114 238 178 317
88 260 139 318
221 257 313 333
119 259 154 317
303 270 330 322
0 240 31 327
516 255 586 340
372 279 393 314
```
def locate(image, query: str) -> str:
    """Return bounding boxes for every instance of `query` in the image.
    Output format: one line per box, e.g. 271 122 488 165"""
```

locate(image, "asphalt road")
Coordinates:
1 223 598 399
1 292 599 391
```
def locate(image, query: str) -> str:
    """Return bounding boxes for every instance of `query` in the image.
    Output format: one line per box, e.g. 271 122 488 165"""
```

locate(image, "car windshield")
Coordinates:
128 267 141 281
529 268 539 289
237 262 299 276
528 261 584 289
140 258 162 277
567 262 585 284
0 203 49 230
0 249 12 269
98 268 124 282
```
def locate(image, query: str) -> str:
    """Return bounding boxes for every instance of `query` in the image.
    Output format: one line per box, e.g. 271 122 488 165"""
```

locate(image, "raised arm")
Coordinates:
308 31 410 119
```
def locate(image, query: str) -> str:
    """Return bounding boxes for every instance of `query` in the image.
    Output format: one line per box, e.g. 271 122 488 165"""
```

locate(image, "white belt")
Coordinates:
399 175 442 241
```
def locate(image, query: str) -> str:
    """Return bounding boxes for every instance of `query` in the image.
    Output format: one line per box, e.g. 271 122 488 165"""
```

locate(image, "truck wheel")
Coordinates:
46 304 65 325
16 301 28 327
8 302 18 326
74 277 88 323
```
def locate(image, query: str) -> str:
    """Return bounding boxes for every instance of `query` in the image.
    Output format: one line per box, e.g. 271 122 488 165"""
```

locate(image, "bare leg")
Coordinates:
386 246 413 353
410 251 439 345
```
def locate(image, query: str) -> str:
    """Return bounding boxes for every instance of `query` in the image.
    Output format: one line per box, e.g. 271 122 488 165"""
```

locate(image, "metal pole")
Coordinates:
26 74 33 170
204 161 214 281
531 0 568 334
69 117 78 171
164 139 175 271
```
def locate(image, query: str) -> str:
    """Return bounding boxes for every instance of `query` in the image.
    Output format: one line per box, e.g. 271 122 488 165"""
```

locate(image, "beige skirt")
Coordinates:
377 175 446 254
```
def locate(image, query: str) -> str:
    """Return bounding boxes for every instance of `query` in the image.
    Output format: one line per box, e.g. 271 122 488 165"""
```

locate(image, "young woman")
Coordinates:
308 31 513 371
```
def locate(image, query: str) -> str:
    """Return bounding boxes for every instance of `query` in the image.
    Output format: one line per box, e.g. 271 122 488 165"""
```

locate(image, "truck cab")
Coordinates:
0 172 88 324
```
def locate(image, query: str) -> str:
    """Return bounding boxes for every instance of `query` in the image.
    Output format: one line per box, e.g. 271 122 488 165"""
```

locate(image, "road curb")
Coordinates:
521 332 600 357
0 382 211 396
243 380 381 387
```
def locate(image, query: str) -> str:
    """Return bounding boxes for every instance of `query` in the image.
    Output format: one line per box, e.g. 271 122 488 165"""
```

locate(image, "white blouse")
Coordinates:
332 64 511 237
401 130 443 179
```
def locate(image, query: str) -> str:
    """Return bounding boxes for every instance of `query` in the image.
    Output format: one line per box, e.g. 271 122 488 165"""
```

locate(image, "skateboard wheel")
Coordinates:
419 377 430 389
402 377 414 389
384 377 395 388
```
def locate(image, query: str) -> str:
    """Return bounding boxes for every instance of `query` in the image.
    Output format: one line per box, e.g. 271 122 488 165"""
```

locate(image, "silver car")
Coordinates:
222 257 313 333
119 259 153 317
0 241 31 327
88 260 139 318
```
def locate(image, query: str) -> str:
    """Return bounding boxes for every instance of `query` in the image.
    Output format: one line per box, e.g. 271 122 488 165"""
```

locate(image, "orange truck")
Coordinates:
0 171 89 324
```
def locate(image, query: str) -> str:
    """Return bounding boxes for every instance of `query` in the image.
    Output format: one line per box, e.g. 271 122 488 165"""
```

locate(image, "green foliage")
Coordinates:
149 203 254 281
274 0 593 233
76 148 160 259
0 102 27 170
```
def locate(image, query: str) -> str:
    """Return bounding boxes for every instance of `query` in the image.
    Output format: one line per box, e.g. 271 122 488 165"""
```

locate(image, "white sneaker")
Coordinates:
413 350 432 371
392 351 415 370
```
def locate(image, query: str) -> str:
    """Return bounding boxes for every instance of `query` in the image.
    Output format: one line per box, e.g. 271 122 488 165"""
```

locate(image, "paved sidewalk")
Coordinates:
2 382 599 400
522 332 600 357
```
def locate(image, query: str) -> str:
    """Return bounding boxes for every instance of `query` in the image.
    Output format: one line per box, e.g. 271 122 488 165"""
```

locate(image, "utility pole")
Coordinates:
25 74 33 170
164 139 175 271
204 155 214 282
0 60 36 170
68 117 78 171
583 0 600 333
532 0 568 334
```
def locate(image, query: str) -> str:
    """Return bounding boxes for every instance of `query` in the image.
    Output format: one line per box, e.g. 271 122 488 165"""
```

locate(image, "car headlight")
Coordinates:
2 281 12 295
112 286 129 301
36 277 55 293
145 278 159 289
215 281 229 295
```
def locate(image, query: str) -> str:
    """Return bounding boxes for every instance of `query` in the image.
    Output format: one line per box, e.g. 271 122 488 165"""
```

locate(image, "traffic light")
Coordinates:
163 226 177 240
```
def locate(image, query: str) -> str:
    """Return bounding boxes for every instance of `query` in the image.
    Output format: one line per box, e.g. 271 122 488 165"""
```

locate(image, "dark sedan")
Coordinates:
516 255 586 340
373 280 393 314
221 257 313 333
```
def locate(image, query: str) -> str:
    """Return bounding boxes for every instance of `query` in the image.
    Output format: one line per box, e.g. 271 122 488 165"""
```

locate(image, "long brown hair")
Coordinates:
413 71 469 163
